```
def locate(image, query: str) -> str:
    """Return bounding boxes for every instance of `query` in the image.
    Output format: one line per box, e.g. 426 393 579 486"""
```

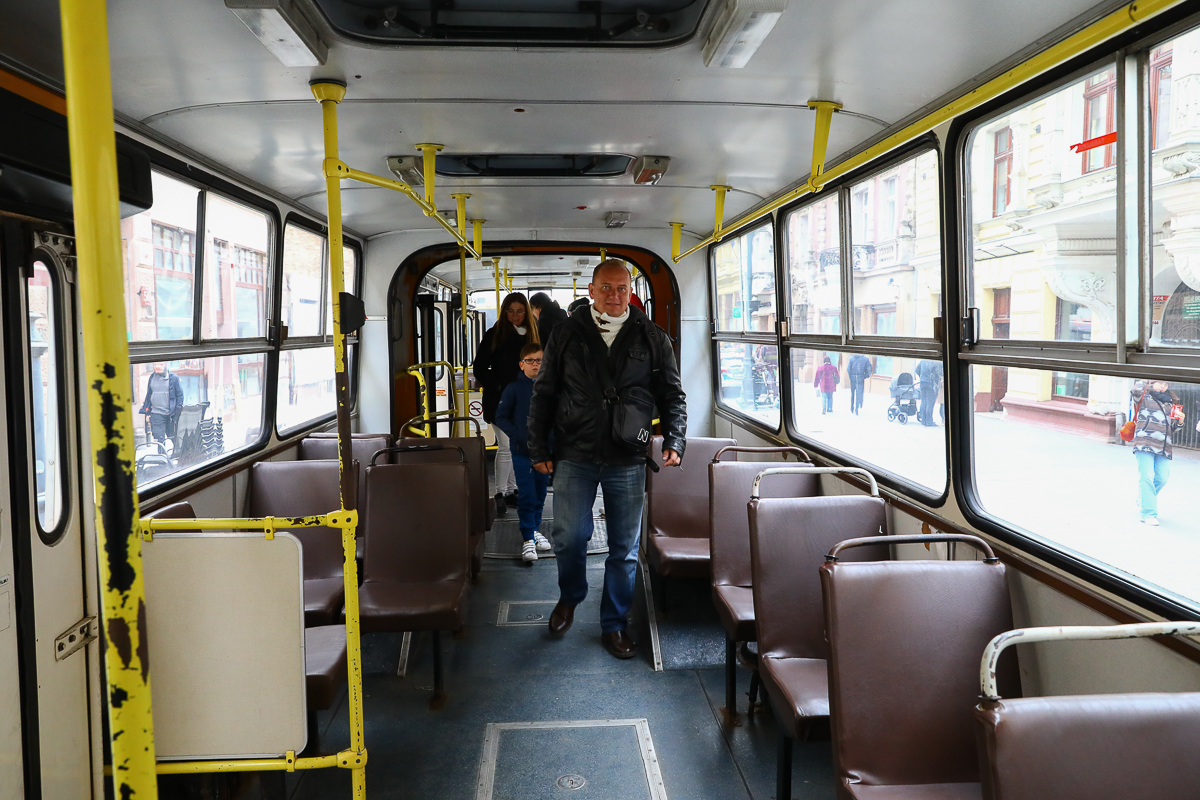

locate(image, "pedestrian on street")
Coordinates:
472 292 540 515
1130 380 1185 526
527 259 687 659
813 355 840 414
139 361 184 443
915 358 944 427
493 342 553 562
847 353 872 415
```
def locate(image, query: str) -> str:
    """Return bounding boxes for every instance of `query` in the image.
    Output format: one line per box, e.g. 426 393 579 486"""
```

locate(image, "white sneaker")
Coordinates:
534 532 552 551
1142 517 1160 527
521 540 538 561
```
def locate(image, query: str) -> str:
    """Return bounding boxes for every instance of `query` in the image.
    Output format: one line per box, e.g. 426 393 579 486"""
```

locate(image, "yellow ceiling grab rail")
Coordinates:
670 0 1189 261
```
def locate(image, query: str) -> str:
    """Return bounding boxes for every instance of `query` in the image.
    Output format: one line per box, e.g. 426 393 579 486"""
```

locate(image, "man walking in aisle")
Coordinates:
527 259 687 659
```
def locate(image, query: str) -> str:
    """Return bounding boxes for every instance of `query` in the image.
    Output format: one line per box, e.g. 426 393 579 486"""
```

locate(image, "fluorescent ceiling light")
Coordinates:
702 0 787 69
226 0 328 67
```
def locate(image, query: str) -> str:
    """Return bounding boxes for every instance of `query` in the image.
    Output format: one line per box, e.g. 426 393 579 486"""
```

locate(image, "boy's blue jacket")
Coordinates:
494 373 537 456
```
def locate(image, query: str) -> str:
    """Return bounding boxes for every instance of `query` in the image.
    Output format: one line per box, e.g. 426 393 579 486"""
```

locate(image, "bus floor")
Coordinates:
285 554 838 800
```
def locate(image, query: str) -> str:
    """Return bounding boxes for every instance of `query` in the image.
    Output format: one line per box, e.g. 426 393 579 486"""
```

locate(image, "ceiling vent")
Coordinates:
605 211 631 228
386 155 424 184
702 0 787 68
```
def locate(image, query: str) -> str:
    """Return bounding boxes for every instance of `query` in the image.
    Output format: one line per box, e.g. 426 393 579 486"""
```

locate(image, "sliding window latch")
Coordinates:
777 318 789 338
961 308 981 349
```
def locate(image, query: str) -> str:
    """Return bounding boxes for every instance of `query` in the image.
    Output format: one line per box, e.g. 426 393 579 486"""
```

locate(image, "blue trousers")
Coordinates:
511 451 549 541
1135 450 1171 520
551 460 644 633
821 391 833 413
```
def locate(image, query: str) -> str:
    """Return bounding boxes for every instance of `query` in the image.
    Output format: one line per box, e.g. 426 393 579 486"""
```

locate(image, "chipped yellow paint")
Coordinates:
59 0 158 797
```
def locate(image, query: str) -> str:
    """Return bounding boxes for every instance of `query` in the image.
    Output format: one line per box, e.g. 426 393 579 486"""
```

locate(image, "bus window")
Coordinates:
26 260 66 534
282 224 325 338
202 193 272 340
276 347 336 434
784 194 842 335
712 222 774 333
717 342 780 429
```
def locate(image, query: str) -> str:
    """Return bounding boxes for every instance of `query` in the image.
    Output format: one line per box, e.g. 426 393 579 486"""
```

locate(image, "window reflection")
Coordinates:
971 365 1200 608
717 342 780 427
131 355 266 488
789 347 947 492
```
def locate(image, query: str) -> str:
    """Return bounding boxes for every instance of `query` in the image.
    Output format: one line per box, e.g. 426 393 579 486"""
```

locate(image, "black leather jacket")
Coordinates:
527 305 687 466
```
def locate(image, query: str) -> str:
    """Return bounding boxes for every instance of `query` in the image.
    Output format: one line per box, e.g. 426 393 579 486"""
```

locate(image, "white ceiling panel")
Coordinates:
0 0 1133 238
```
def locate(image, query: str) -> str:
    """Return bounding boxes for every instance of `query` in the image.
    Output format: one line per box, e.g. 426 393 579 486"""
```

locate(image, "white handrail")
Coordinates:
750 466 879 499
980 621 1200 701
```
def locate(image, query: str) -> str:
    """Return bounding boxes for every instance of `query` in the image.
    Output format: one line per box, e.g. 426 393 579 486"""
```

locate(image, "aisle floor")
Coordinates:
291 555 837 800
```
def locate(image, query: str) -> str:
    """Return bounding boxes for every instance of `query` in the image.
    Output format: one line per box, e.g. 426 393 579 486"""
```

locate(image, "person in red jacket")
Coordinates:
813 355 840 415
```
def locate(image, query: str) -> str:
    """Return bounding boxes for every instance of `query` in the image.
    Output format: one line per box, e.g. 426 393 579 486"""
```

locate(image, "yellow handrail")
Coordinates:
670 0 1188 261
407 360 457 436
59 2 159 798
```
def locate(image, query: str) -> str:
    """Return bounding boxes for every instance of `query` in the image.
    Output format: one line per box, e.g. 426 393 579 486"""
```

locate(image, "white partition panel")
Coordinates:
142 532 307 759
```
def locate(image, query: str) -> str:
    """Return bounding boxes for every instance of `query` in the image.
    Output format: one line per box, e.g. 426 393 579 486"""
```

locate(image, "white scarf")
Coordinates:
590 304 629 348
514 325 527 336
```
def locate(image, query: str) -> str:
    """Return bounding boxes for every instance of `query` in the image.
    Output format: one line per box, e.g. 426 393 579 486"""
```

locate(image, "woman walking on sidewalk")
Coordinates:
1130 380 1185 526
813 355 840 414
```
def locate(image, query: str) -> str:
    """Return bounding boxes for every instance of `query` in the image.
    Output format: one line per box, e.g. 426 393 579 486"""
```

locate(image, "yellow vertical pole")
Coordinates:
806 100 843 186
471 219 484 256
670 222 684 262
494 257 502 312
416 143 444 209
457 245 469 436
599 248 607 261
60 2 159 797
310 80 367 800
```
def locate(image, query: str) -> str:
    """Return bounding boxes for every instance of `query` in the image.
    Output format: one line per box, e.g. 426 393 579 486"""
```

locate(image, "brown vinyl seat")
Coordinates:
388 435 491 577
710 447 816 721
247 460 350 627
820 535 1017 800
645 435 736 580
750 492 889 799
360 460 471 706
974 624 1200 800
143 501 199 525
301 435 391 562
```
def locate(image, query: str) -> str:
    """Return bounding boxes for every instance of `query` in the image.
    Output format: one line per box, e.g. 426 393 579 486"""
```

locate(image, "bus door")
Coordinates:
4 223 96 800
413 294 453 437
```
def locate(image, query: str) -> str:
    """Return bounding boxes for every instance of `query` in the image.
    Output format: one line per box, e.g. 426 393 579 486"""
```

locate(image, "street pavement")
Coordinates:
730 385 1200 607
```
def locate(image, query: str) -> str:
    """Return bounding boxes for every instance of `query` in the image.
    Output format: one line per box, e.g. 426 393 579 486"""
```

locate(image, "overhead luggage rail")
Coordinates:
752 466 878 498
980 621 1200 702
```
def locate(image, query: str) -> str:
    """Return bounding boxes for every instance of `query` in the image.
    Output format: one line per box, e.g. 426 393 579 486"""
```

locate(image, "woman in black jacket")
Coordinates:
529 291 568 346
473 292 540 511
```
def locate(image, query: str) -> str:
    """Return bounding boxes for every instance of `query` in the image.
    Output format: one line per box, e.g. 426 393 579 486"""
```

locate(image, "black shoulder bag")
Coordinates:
580 324 656 455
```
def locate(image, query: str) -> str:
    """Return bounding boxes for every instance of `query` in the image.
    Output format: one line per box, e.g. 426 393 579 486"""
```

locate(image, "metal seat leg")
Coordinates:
777 731 793 800
747 667 761 717
722 635 740 726
430 630 447 710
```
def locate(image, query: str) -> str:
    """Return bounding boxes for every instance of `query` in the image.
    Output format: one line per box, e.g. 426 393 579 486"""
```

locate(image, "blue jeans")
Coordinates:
551 460 644 633
511 451 549 540
822 391 833 413
1135 450 1171 520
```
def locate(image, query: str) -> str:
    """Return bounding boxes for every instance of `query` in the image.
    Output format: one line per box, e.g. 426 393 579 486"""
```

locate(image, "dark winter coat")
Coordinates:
527 305 687 466
1131 386 1182 459
495 373 537 456
848 354 873 380
472 324 535 422
141 370 184 417
915 359 944 390
536 303 568 347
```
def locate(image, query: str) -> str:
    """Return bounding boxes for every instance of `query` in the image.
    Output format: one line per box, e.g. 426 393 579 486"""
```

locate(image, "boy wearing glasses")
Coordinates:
495 343 553 562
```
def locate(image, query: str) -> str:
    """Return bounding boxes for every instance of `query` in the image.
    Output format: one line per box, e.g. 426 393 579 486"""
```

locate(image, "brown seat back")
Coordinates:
710 462 818 589
247 460 345 581
647 436 736 539
975 693 1200 800
362 462 471 584
749 496 887 662
386 438 489 535
144 501 197 521
820 551 1014 792
300 435 390 512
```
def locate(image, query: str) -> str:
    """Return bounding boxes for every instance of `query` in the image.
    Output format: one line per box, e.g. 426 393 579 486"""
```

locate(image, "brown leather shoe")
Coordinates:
602 631 636 659
548 601 575 637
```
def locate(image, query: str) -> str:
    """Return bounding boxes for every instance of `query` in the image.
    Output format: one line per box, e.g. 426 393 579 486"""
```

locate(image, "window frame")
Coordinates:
947 21 1200 623
992 127 1013 217
24 251 73 544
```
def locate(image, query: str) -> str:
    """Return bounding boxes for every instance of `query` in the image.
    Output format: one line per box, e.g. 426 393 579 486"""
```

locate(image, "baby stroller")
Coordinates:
887 372 919 424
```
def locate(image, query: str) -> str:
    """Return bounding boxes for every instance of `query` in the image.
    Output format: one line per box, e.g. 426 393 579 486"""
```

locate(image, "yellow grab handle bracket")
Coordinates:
415 143 444 209
805 100 843 190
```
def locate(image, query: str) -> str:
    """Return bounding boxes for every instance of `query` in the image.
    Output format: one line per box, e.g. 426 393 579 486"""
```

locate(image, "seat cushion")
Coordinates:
305 577 345 627
647 535 710 578
359 580 468 633
305 625 347 711
760 655 829 738
712 584 756 642
847 783 981 800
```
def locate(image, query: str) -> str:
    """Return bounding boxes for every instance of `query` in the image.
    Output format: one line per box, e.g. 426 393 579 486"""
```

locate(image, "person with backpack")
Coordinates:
527 260 687 659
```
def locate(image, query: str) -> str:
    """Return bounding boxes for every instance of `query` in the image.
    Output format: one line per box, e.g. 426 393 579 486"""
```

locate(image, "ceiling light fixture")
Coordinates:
702 0 787 69
632 156 671 185
605 211 631 228
386 155 424 185
226 0 328 67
